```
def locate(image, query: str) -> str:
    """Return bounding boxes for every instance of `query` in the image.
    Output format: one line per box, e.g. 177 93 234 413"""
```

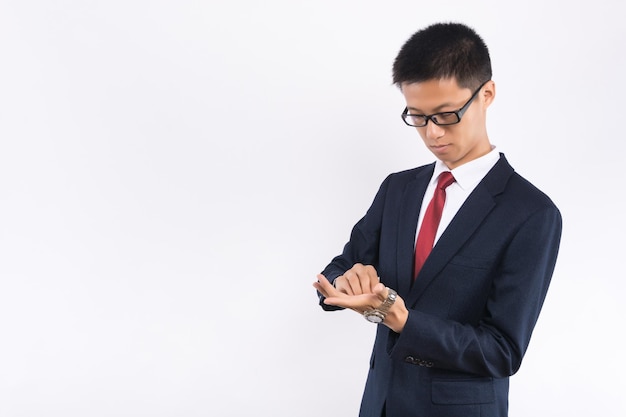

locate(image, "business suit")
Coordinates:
319 154 562 417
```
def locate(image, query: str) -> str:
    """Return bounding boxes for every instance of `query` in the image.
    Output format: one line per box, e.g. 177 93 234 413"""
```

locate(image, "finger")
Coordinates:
323 293 380 310
373 282 387 300
332 276 353 296
349 264 380 294
368 275 381 293
325 284 387 311
313 273 341 299
343 269 364 295
363 265 381 293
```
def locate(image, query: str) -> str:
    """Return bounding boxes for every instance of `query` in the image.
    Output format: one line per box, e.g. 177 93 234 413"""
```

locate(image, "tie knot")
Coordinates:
437 171 455 190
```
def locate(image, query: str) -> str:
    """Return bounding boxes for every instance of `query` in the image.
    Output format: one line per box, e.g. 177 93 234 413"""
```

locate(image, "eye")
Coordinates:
431 112 459 124
409 115 427 124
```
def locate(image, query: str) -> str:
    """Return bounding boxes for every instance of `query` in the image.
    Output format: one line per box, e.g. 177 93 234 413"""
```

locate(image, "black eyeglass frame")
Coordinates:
401 80 490 127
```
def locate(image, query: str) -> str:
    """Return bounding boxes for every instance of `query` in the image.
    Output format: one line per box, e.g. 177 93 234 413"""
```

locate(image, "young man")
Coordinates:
314 23 562 417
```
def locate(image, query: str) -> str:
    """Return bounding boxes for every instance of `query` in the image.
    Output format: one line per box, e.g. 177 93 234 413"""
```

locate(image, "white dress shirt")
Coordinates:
415 147 501 245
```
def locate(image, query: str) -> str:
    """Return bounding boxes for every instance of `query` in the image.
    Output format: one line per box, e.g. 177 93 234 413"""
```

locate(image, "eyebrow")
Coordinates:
407 101 460 114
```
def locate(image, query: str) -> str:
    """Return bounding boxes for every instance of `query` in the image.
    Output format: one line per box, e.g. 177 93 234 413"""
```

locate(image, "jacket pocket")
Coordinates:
431 377 495 405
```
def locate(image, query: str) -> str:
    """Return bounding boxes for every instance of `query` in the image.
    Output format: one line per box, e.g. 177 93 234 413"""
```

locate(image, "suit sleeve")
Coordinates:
390 205 562 378
317 175 392 311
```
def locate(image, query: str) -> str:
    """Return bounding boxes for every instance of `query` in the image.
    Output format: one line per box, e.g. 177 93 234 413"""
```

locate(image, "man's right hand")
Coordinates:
333 263 381 296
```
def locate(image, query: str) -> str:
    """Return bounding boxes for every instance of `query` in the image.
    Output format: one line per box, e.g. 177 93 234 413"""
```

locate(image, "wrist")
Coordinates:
384 303 409 333
363 288 397 323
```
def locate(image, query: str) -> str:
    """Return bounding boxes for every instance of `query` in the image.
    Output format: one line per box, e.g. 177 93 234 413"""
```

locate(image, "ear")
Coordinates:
482 80 496 108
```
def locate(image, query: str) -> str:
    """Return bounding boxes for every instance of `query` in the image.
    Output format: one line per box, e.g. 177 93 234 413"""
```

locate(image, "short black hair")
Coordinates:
392 22 492 90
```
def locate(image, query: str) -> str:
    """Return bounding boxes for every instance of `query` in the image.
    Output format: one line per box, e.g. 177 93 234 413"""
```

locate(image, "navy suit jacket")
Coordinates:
319 154 562 417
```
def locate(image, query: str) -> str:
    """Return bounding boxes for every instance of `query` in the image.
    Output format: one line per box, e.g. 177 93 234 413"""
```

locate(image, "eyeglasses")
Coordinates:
401 80 489 127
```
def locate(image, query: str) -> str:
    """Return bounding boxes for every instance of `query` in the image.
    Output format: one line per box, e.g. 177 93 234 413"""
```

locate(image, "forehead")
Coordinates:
401 78 471 112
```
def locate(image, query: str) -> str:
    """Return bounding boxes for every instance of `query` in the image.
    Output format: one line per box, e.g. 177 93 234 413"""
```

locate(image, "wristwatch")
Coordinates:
363 288 397 323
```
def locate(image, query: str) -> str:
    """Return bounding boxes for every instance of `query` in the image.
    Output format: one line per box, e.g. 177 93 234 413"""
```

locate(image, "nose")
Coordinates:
424 119 445 141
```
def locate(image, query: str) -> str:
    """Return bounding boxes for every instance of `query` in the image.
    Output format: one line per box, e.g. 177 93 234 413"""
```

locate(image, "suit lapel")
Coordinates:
405 155 514 307
395 165 434 297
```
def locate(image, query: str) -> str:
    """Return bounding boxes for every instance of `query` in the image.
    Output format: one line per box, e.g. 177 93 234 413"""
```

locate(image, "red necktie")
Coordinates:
413 171 456 279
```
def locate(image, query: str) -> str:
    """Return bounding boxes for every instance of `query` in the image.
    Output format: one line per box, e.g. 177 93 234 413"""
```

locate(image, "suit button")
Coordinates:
405 356 415 364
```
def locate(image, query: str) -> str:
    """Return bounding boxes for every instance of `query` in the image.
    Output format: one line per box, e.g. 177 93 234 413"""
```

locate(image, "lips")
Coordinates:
431 144 451 152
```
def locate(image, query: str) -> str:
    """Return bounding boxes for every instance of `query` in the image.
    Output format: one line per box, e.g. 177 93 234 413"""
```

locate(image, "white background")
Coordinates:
1 1 624 416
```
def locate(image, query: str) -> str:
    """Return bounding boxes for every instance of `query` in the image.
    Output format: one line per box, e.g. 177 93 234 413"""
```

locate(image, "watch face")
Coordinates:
364 311 384 323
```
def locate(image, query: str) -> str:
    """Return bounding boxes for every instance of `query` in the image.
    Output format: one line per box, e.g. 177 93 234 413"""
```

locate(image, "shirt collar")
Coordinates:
432 146 500 190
